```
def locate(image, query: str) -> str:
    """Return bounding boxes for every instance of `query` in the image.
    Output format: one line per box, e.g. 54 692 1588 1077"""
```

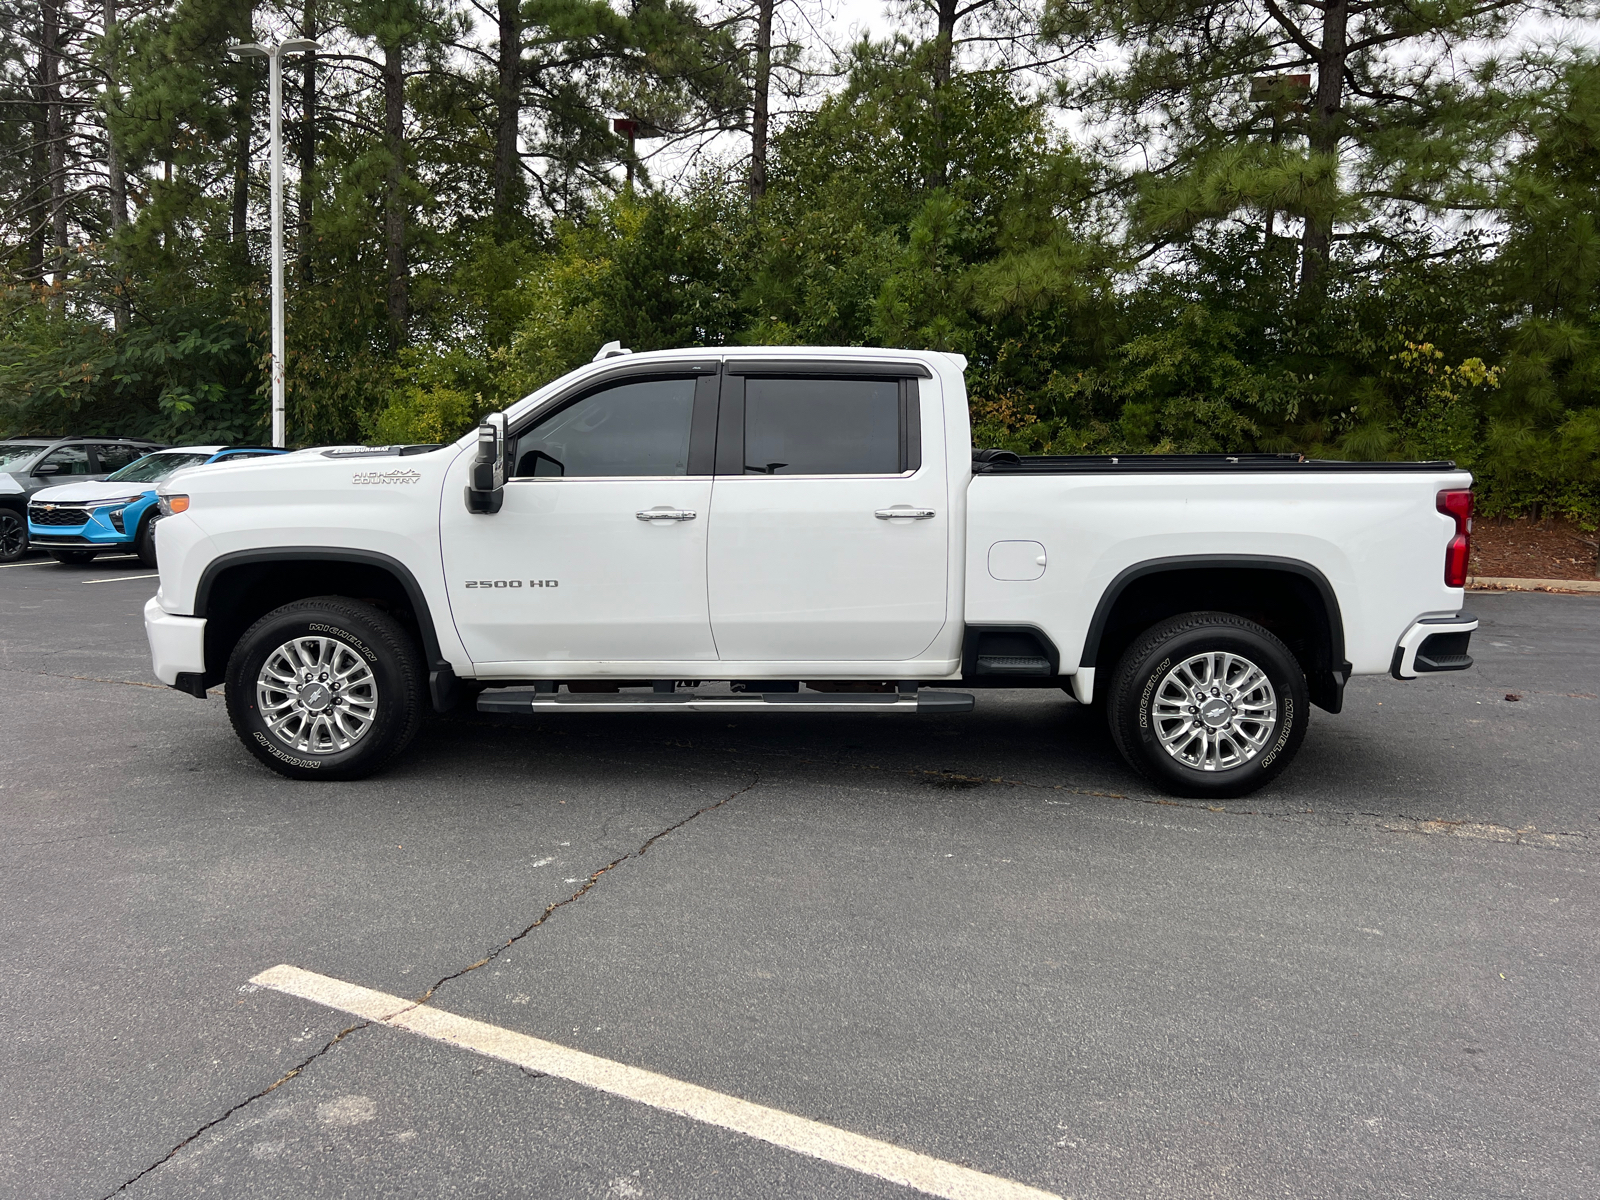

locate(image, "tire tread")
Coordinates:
1107 610 1306 798
226 596 426 781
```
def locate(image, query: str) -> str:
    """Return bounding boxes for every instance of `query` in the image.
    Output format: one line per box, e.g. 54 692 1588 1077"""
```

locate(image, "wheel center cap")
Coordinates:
298 682 333 712
1200 697 1233 728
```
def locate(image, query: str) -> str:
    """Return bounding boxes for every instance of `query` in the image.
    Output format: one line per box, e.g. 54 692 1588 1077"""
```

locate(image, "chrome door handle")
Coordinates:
636 509 697 521
874 508 936 520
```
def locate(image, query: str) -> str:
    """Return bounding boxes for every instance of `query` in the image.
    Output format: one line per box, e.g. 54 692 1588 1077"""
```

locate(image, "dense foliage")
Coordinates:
3 0 1598 521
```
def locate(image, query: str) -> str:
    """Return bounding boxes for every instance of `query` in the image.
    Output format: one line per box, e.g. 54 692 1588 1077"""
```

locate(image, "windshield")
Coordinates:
0 445 48 472
104 451 211 483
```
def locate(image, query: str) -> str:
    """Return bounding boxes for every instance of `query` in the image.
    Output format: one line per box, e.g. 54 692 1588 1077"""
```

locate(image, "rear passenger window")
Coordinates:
511 377 697 478
94 443 147 472
742 378 906 475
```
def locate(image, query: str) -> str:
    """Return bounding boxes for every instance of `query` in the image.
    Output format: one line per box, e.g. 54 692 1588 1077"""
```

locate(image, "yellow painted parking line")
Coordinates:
81 573 158 585
252 964 1060 1200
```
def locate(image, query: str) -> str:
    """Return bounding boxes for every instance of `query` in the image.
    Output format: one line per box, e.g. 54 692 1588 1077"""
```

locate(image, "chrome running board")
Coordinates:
476 690 974 715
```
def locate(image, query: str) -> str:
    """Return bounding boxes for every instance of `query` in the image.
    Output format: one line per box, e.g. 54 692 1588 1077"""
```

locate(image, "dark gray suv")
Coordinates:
0 437 167 561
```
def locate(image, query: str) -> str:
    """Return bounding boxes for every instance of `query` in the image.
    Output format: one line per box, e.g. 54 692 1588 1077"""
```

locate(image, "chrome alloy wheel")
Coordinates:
255 636 378 754
1150 651 1278 772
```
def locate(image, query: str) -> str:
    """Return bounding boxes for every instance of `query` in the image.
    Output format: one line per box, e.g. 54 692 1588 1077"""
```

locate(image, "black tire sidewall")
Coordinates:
226 600 424 781
0 508 25 562
134 515 157 568
1110 617 1307 798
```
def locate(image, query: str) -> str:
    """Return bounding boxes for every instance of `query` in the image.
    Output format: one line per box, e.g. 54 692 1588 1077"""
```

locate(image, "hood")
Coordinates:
0 473 23 496
29 480 154 505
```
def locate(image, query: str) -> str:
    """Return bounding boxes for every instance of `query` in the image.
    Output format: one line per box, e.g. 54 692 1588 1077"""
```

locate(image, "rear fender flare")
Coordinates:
1078 554 1349 713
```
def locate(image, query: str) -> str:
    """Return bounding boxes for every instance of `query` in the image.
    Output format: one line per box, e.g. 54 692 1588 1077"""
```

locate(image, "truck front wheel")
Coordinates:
1106 612 1307 799
226 597 426 781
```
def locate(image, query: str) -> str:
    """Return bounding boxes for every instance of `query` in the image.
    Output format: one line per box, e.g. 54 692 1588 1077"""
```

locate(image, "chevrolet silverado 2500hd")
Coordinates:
142 346 1478 797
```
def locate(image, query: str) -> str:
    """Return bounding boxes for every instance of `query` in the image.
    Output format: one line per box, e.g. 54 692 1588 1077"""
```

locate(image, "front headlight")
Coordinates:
157 494 189 517
94 495 148 509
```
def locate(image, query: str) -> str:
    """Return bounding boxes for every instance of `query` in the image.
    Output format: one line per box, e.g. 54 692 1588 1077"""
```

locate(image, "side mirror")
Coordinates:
465 413 506 514
32 461 62 477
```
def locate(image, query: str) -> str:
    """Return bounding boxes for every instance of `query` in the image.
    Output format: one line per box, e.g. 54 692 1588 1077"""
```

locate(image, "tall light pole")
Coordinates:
230 38 320 448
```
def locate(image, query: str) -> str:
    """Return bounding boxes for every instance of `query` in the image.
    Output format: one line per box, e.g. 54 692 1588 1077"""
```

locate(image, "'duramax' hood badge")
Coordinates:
352 469 422 486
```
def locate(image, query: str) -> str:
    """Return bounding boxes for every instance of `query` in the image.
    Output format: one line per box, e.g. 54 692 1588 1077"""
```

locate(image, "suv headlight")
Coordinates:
157 494 189 516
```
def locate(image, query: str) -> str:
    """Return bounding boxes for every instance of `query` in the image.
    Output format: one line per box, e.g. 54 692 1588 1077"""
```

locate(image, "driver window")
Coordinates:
39 445 92 475
511 377 696 479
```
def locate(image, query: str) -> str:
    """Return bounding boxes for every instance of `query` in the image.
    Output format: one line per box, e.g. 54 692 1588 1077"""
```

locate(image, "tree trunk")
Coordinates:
383 38 408 345
924 0 959 190
103 0 129 330
298 0 317 284
492 0 522 229
1299 0 1348 298
749 0 774 202
26 52 48 280
231 3 254 265
42 0 67 296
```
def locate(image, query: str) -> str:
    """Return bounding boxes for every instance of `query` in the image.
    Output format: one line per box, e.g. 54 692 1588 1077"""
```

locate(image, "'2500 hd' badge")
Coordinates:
352 469 422 485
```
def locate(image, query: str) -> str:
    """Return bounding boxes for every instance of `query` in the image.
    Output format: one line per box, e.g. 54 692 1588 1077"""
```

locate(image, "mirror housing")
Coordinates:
465 413 506 514
32 461 62 477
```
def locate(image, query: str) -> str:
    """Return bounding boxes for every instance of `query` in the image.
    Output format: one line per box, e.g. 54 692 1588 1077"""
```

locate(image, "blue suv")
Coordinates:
27 445 285 566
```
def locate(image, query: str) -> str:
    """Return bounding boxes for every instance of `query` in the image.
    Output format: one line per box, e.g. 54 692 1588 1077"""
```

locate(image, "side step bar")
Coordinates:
476 690 975 715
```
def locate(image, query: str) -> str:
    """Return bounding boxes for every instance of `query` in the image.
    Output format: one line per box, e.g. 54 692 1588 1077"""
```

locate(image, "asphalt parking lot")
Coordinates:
1 552 1596 1200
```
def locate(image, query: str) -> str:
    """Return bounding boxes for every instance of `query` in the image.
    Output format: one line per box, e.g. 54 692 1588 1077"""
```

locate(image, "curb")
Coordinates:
1468 576 1600 594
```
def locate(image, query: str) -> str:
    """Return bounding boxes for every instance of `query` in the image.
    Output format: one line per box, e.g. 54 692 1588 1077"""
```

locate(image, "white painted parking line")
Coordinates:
0 554 138 570
81 573 158 585
252 964 1059 1200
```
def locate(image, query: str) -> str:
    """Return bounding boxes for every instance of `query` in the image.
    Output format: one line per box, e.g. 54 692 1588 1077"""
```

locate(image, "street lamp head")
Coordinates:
227 39 321 60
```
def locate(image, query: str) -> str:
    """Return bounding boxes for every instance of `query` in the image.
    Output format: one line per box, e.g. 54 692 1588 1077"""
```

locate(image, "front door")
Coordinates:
705 371 949 662
441 371 720 667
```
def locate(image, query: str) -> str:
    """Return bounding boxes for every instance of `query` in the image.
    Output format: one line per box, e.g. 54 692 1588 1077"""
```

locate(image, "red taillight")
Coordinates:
1438 489 1473 587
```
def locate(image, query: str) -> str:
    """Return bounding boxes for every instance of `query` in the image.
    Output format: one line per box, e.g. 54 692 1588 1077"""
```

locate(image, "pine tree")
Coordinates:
1044 0 1578 303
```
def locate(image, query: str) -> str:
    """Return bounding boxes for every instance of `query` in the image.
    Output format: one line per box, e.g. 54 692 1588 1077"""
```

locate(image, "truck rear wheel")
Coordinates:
225 597 426 781
1106 612 1307 799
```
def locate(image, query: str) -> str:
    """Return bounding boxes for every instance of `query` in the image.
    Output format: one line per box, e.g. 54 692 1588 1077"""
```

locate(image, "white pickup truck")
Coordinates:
143 346 1478 797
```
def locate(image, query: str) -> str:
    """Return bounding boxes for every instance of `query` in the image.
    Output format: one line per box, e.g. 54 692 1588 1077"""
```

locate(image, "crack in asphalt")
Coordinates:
608 738 1598 850
411 773 760 1005
100 1020 368 1198
0 665 169 690
100 773 759 1197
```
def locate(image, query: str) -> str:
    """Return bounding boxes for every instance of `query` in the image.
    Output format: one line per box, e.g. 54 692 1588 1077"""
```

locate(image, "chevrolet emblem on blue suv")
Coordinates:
24 444 286 566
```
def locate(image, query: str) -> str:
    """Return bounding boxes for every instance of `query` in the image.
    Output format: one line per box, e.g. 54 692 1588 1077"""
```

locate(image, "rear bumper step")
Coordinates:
476 690 975 715
1391 611 1478 679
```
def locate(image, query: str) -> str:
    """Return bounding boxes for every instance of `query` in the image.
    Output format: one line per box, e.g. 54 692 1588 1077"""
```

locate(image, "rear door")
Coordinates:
92 443 150 475
705 366 948 662
441 365 721 666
